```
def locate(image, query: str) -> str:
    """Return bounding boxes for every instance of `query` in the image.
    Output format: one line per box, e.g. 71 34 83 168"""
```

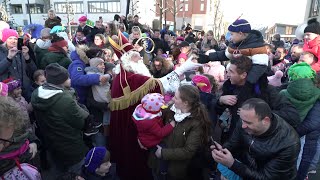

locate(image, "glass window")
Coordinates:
285 26 293 35
27 4 44 14
54 2 83 14
200 4 204 11
309 0 319 17
11 5 23 14
185 4 188 11
88 1 120 13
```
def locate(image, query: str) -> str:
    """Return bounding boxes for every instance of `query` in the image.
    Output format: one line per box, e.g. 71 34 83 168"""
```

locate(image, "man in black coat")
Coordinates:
216 56 300 142
212 98 300 180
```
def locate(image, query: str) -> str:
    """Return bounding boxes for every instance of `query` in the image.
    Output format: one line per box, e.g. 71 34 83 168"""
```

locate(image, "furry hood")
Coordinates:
70 45 90 64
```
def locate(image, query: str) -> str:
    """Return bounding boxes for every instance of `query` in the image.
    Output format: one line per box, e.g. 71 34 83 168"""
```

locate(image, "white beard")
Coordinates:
114 51 151 77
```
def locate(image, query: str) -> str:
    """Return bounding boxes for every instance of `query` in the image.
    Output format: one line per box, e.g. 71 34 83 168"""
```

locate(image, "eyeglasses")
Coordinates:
0 137 15 147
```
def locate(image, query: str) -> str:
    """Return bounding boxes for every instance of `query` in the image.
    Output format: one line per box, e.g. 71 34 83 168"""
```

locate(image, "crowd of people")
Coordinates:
0 9 320 180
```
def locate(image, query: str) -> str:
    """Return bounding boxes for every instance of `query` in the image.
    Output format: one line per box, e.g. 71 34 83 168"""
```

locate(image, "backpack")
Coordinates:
1 158 41 180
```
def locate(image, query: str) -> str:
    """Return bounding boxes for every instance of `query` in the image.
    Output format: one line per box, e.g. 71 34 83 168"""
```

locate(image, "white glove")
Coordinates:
159 71 180 94
174 55 203 76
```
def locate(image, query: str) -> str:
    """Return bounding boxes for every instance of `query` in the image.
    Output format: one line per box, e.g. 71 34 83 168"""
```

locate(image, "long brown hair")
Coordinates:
178 85 212 144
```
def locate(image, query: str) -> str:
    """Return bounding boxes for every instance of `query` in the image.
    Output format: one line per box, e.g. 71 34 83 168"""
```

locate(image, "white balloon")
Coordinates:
295 23 307 40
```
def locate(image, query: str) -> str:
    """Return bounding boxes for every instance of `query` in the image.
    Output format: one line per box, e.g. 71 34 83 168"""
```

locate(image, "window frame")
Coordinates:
10 4 23 14
200 3 204 11
26 4 44 14
54 1 84 14
87 1 121 13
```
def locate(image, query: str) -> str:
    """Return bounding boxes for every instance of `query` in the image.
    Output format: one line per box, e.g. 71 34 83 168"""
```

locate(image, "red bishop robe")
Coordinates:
109 66 163 180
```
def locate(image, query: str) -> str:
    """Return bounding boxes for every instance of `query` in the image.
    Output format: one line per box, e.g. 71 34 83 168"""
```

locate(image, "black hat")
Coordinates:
45 63 69 85
304 18 320 35
179 41 190 48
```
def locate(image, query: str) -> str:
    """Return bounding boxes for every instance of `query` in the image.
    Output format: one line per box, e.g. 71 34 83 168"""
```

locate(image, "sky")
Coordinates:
220 0 308 29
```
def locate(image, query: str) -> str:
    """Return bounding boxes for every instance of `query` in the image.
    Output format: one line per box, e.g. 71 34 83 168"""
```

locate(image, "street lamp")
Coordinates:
27 0 32 24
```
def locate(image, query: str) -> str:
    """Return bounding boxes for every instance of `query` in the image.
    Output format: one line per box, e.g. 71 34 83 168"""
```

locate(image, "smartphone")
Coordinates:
17 38 24 50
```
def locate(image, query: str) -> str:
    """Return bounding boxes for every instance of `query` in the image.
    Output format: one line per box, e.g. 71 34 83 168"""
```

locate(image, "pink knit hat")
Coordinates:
0 82 8 96
267 70 283 87
192 75 212 93
78 16 87 22
133 93 166 120
1 28 18 42
141 93 165 113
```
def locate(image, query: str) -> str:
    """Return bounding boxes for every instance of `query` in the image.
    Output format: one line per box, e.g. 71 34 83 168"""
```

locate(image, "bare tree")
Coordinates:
167 0 177 33
212 0 223 39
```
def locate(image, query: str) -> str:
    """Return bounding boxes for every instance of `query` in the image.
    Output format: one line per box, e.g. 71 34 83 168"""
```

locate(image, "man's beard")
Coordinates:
127 60 151 77
114 55 151 77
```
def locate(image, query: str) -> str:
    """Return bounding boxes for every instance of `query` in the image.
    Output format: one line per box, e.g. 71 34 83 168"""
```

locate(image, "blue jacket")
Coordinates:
68 50 100 104
296 101 320 180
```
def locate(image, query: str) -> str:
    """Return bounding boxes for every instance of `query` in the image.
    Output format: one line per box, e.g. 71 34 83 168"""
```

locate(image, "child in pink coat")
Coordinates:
132 93 175 148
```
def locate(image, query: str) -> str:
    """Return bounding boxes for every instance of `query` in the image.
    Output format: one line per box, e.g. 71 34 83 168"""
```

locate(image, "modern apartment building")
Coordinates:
4 0 127 27
155 0 208 30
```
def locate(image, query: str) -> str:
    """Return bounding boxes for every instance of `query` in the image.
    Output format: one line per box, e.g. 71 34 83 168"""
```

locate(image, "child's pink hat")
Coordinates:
133 93 166 119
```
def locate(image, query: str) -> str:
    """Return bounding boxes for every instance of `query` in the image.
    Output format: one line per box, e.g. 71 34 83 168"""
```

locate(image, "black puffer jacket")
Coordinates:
224 114 300 180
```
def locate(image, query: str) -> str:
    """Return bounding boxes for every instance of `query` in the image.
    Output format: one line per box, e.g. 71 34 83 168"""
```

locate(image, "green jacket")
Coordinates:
34 45 49 68
40 52 71 70
31 83 89 167
149 108 203 179
280 78 320 121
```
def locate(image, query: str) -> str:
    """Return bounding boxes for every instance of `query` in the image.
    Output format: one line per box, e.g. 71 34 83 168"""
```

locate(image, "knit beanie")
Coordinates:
191 75 212 93
3 78 21 92
0 82 8 96
45 63 69 85
141 93 165 114
1 28 18 42
79 16 87 22
84 147 107 173
288 62 316 81
51 34 68 48
50 26 66 34
267 70 283 87
304 18 320 35
40 28 51 38
228 19 251 33
89 58 104 67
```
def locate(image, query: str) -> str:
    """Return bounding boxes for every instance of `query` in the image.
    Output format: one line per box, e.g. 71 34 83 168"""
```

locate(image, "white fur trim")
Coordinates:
225 48 233 59
251 54 269 66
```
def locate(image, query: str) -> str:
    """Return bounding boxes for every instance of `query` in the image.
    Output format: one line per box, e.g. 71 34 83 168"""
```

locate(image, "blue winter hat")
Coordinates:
84 147 107 173
228 19 251 33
